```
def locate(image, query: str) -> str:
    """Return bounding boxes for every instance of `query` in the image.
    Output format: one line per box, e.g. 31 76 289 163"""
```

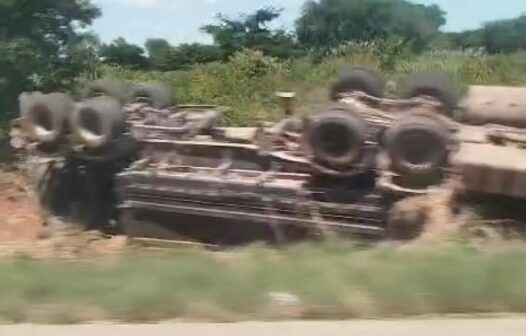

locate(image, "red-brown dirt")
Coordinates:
0 169 128 259
0 169 44 242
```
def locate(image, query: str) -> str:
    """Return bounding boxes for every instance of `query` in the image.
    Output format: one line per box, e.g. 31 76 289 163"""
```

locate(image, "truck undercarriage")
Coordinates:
10 69 526 246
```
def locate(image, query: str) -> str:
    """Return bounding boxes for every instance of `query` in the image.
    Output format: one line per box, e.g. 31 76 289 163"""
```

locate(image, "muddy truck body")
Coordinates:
11 81 227 234
10 70 526 245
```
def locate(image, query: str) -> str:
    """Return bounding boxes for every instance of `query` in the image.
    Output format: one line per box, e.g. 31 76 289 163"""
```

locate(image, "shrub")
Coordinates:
86 45 526 126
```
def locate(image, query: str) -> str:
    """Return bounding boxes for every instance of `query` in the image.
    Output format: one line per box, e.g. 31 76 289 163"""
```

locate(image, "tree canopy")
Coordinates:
295 0 446 51
201 7 303 59
449 15 526 53
2 0 526 123
100 37 148 69
0 0 101 117
145 39 223 71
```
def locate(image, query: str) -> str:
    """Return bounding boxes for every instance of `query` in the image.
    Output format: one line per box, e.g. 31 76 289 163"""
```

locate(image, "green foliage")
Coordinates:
4 0 526 139
328 39 411 71
100 37 148 69
296 0 445 52
145 38 172 70
448 15 526 53
2 244 526 322
146 39 223 71
480 15 526 53
168 43 224 70
90 46 526 128
0 0 101 161
202 6 304 60
0 0 100 42
0 0 101 124
178 50 287 125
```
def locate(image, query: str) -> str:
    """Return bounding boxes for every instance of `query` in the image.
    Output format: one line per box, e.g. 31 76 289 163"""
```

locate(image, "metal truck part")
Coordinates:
10 69 526 246
458 86 526 128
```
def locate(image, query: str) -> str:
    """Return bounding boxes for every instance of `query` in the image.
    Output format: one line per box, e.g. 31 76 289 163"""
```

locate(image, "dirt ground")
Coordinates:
0 169 43 242
0 169 127 259
0 167 517 259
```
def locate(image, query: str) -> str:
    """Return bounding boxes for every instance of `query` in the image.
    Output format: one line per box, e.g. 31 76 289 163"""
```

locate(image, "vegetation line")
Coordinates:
1 244 526 323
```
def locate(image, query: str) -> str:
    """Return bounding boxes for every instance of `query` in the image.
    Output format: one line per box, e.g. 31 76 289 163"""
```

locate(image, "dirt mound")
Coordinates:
0 227 128 259
0 169 44 242
388 187 526 249
388 190 465 244
0 168 128 259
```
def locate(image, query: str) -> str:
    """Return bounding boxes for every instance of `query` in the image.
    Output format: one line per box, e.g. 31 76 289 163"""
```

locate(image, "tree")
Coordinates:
295 0 446 51
168 43 223 70
100 37 148 69
201 7 303 59
145 38 172 70
483 16 526 53
0 0 101 119
66 32 102 80
446 30 485 50
145 39 223 71
450 15 526 53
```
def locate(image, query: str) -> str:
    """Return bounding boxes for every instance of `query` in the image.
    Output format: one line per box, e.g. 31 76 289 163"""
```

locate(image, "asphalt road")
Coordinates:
2 318 526 336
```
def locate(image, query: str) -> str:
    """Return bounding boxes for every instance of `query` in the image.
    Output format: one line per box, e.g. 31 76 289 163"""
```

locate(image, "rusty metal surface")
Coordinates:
117 166 387 244
12 80 526 245
125 103 225 141
455 126 488 143
340 90 526 200
452 143 526 198
459 85 526 127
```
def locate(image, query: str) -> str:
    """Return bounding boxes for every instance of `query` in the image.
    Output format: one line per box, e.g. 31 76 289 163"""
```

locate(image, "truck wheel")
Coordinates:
19 92 73 143
399 72 458 116
305 103 366 171
330 67 385 100
83 79 129 103
130 82 175 109
70 97 125 149
385 114 450 182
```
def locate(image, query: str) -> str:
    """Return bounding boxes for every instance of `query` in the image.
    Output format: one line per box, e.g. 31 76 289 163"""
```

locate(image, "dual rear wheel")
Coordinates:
328 67 454 185
20 81 176 149
330 67 459 117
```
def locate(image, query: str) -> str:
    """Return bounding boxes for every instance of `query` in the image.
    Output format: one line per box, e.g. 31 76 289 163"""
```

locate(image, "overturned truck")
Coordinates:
10 69 526 245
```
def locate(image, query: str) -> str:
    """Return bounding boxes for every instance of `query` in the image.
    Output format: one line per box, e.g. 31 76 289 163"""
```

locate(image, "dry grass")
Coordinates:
386 186 526 249
387 189 462 244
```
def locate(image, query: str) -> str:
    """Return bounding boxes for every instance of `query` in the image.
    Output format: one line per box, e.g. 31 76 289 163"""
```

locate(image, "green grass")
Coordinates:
1 243 526 323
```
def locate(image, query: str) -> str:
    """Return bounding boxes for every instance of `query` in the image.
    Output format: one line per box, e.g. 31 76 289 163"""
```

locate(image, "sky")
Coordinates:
91 0 526 46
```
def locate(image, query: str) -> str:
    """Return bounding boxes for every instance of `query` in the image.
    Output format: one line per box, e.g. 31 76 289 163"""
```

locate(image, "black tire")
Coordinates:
82 79 130 103
330 67 385 100
19 92 73 143
399 72 458 116
304 103 366 171
130 82 175 109
70 97 125 149
385 113 450 180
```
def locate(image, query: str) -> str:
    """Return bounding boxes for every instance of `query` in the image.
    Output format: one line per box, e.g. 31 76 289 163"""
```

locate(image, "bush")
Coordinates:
86 46 526 126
